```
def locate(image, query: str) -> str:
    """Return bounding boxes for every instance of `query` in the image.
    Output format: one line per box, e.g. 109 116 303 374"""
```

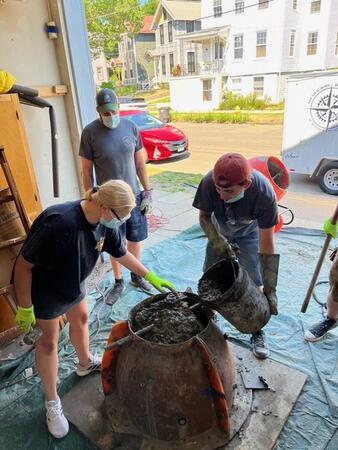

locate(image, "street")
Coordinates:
157 122 337 230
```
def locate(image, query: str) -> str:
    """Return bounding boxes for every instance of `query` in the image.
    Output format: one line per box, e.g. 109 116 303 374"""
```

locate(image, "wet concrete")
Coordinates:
198 260 271 334
198 278 227 304
132 295 204 344
198 259 237 306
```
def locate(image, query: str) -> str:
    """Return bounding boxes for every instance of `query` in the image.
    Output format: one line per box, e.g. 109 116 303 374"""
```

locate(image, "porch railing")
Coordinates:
171 60 226 77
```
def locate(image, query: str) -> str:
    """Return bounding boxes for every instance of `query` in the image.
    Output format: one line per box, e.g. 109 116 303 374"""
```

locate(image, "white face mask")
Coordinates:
100 213 131 229
102 114 120 129
224 189 245 204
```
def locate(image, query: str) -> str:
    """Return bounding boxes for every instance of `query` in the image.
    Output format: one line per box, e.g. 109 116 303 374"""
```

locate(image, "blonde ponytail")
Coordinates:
85 180 136 216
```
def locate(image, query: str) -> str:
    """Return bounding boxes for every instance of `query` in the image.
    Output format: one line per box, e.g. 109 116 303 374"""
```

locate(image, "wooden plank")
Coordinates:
30 84 68 97
0 94 41 219
0 195 14 204
0 236 26 250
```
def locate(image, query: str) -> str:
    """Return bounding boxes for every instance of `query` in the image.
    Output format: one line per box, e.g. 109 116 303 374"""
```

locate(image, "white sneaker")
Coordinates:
76 353 101 377
45 396 69 439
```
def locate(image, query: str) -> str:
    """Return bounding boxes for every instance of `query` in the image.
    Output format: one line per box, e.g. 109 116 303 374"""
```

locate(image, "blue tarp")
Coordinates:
0 225 337 449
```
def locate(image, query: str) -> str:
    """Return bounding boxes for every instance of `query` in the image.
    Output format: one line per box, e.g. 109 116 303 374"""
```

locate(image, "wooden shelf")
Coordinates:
30 84 68 97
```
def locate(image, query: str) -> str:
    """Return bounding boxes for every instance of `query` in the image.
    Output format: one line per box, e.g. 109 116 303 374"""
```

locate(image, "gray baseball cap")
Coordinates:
96 88 119 112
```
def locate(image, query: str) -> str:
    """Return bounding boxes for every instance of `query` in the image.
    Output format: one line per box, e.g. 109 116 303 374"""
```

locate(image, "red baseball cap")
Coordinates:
213 153 252 187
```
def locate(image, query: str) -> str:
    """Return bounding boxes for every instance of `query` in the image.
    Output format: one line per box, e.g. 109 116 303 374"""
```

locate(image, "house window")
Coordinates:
307 32 318 55
161 55 166 75
130 69 134 79
168 21 173 43
97 67 104 81
187 52 196 74
234 34 243 59
203 79 212 101
215 41 224 59
235 0 244 14
292 0 298 10
159 24 164 45
289 29 296 57
258 0 269 9
256 31 267 57
311 0 321 13
169 53 174 74
253 76 264 97
336 32 338 55
232 77 242 93
186 21 195 33
213 0 222 18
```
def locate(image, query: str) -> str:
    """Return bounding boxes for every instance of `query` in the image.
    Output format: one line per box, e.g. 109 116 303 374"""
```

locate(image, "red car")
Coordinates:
120 110 190 163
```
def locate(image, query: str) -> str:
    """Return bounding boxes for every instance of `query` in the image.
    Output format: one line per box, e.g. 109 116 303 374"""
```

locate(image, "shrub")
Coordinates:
170 111 249 124
99 82 139 96
220 91 271 110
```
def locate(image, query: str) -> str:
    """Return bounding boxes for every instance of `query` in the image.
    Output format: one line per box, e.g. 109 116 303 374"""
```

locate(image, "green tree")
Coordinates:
142 0 158 15
84 0 144 54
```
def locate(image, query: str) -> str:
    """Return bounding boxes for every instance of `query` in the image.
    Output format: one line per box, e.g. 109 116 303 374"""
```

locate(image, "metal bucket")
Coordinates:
198 259 271 334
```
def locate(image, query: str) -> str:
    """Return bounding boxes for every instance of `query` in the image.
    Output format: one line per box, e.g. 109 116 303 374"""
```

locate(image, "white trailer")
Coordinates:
282 71 338 195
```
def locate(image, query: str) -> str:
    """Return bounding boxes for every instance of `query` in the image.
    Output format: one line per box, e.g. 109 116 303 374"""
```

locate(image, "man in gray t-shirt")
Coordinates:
193 153 280 360
79 89 154 304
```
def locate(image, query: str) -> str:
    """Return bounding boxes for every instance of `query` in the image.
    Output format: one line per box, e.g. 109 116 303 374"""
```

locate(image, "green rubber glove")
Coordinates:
144 271 176 293
15 305 36 333
323 218 338 238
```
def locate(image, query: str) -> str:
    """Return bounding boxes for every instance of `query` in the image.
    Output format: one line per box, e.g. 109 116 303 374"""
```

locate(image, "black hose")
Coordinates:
312 280 329 307
278 204 294 225
18 94 59 197
9 84 39 98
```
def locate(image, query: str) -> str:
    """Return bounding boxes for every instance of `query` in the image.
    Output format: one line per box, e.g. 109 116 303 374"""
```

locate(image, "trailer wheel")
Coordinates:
318 162 338 195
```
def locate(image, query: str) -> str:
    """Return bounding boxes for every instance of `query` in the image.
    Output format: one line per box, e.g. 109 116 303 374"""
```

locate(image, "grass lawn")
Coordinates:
148 170 203 193
140 88 170 102
170 111 284 125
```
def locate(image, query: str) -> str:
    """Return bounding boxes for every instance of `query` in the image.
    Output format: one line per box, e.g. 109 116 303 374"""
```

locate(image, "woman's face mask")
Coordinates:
102 114 120 129
100 213 131 229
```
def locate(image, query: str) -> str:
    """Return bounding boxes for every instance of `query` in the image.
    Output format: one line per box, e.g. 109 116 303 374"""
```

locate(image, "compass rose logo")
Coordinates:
308 85 338 131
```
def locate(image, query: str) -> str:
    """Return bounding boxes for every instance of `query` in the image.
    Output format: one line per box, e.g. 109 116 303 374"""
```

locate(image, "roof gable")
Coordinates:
152 1 201 28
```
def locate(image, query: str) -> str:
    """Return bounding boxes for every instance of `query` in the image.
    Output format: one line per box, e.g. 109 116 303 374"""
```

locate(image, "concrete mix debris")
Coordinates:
132 295 204 344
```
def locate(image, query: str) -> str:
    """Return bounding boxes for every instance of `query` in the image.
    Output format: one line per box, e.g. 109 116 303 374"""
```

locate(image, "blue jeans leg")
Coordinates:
231 233 262 286
203 232 262 286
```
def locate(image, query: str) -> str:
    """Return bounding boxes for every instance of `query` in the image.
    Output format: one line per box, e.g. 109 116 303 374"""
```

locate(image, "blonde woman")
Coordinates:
13 179 175 439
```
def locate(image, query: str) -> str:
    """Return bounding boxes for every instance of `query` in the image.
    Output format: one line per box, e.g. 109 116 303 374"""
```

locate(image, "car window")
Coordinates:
118 97 146 104
118 97 132 104
124 113 164 130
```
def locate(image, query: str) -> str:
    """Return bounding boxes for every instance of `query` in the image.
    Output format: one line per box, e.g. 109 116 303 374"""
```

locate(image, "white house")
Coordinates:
92 52 110 87
119 16 156 86
151 0 202 82
170 0 338 111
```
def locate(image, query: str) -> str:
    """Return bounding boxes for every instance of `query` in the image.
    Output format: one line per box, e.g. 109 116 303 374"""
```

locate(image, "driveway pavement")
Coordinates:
147 122 337 231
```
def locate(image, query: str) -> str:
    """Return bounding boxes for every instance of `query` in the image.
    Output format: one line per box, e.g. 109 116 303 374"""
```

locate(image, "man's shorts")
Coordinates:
119 193 148 242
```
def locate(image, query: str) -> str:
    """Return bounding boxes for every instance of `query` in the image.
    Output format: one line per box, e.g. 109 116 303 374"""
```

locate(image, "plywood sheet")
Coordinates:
0 94 41 220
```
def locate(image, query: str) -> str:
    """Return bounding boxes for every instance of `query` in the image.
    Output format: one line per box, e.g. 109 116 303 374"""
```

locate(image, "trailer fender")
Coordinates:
310 158 338 178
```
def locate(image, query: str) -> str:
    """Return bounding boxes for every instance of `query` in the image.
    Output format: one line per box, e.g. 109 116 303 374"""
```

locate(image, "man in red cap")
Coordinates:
193 153 279 359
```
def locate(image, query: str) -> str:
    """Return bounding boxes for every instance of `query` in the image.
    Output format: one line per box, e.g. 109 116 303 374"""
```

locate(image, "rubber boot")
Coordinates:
259 254 280 315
